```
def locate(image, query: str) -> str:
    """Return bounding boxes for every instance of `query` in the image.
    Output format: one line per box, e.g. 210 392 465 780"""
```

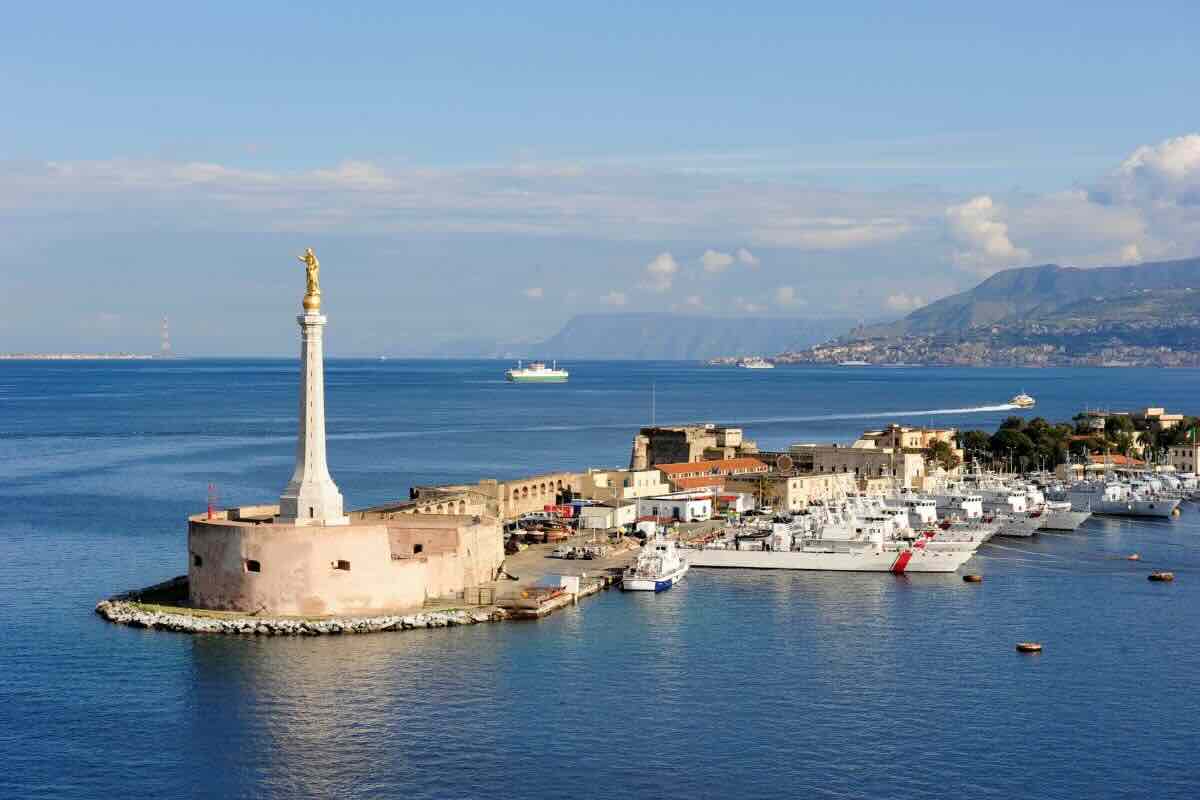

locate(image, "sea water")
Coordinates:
1 360 1198 798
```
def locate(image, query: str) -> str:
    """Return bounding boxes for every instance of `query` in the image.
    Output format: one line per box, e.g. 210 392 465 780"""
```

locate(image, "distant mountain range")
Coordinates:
428 313 856 360
853 256 1200 340
785 256 1200 367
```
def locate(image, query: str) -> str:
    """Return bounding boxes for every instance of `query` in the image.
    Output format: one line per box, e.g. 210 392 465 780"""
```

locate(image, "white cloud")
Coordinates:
639 252 679 292
736 247 759 266
700 249 735 273
751 217 913 250
600 291 627 306
5 133 1200 293
523 286 544 299
885 292 926 312
1116 134 1200 200
310 160 395 190
734 297 764 314
773 286 804 307
945 195 1031 274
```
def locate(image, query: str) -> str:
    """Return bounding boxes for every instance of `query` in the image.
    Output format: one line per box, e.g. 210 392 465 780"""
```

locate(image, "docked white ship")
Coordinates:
1066 481 1179 518
621 534 689 591
1038 499 1092 531
684 515 974 573
737 356 775 369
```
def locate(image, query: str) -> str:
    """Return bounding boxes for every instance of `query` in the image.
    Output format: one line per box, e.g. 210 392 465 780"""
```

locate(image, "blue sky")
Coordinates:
2 2 1199 354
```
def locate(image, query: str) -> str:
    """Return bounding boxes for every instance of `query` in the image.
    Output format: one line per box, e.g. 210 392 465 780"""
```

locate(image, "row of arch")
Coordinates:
411 499 468 515
508 479 566 502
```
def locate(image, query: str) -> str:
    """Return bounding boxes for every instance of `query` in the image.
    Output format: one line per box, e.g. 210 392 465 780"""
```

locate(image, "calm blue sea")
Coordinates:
2 360 1199 799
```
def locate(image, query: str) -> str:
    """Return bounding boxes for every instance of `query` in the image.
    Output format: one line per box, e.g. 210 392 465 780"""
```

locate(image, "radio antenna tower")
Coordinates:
160 316 173 358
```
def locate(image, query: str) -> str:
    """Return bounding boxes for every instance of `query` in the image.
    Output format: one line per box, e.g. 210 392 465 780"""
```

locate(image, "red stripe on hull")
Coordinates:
891 550 914 574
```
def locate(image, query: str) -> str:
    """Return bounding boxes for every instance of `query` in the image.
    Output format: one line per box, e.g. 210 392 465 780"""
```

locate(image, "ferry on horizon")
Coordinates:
505 360 569 383
737 356 775 369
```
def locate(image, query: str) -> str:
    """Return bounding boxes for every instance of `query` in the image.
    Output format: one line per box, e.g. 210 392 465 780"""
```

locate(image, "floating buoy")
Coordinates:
1172 507 1182 517
963 574 983 583
1149 571 1175 582
1127 553 1141 561
1016 642 1043 653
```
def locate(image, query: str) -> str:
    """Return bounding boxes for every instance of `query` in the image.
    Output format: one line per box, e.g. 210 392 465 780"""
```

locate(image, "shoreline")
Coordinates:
95 569 621 636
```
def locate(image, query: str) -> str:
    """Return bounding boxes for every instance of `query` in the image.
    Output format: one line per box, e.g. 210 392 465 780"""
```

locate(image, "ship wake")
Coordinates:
744 403 1019 425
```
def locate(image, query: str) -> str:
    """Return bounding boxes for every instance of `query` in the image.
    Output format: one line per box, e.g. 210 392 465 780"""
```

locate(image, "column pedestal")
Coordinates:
278 312 348 526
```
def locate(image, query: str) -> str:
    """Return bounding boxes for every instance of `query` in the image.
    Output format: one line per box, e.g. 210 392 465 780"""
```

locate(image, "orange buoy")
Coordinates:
963 574 983 583
1127 554 1141 561
1016 642 1043 653
1149 571 1175 582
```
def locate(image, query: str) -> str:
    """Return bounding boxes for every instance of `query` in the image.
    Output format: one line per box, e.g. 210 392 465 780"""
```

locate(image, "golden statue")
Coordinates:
298 247 321 311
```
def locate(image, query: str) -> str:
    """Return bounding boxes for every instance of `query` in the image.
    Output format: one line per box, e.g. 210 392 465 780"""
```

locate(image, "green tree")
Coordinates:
991 429 1036 470
925 440 962 472
958 430 992 462
1105 415 1135 436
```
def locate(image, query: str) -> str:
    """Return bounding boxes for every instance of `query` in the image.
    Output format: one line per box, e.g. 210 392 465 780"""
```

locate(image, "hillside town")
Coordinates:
773 335 1200 368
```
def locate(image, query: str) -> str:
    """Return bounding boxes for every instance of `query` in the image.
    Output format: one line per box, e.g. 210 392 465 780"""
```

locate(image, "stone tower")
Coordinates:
278 252 348 526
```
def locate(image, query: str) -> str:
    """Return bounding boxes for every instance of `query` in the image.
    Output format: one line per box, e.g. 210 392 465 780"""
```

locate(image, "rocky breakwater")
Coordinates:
95 576 508 636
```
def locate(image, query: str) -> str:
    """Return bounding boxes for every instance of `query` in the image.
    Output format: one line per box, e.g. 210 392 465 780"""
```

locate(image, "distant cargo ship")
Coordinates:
505 360 569 383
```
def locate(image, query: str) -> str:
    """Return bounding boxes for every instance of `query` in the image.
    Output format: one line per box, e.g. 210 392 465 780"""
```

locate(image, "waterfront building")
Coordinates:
656 457 769 492
725 471 857 513
636 491 714 523
1169 443 1200 476
629 424 759 469
579 468 671 502
411 472 583 521
186 250 505 616
859 424 959 453
578 500 639 530
789 442 926 488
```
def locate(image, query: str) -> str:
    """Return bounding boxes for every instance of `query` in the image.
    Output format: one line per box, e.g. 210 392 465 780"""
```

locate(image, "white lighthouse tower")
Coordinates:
277 248 348 526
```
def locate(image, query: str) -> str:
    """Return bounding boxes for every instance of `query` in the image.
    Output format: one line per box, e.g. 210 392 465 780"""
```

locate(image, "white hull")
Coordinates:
996 514 1041 537
683 545 972 573
1038 508 1092 531
1070 498 1179 518
621 563 688 592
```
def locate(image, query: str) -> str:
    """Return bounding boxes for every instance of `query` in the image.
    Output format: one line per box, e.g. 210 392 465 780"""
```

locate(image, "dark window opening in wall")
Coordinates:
192 553 203 567
308 506 314 518
246 559 262 573
413 543 424 555
335 559 350 571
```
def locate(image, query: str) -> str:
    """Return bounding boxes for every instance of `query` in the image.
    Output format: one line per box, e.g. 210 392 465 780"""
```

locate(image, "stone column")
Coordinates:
278 311 348 526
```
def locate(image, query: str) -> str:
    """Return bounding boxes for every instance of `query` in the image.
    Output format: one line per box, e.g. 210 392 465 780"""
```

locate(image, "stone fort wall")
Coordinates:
188 509 503 616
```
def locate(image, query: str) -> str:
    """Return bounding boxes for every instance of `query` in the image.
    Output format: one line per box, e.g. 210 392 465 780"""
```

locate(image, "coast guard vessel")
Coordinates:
622 534 689 591
505 360 569 383
684 516 974 573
